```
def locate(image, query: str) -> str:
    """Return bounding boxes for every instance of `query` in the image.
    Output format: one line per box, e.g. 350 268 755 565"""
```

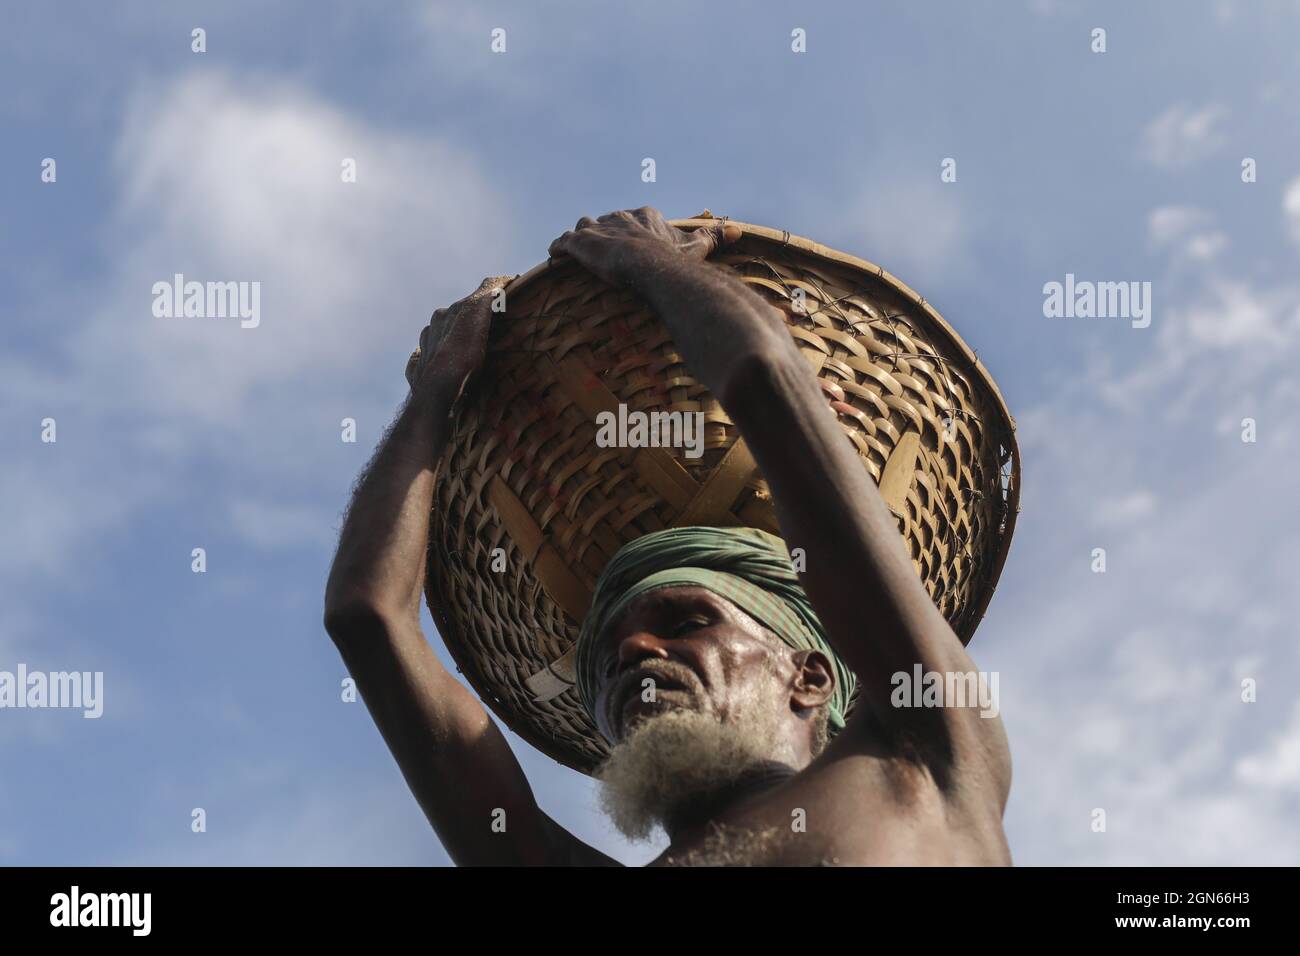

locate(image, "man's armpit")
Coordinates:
540 813 624 867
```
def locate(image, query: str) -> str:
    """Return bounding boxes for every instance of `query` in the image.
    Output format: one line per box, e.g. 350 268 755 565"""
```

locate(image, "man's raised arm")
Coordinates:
323 277 616 866
548 210 1010 798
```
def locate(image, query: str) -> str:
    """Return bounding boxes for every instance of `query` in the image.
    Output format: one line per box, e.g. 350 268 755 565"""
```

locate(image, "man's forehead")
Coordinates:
632 584 721 610
607 585 726 629
598 584 774 647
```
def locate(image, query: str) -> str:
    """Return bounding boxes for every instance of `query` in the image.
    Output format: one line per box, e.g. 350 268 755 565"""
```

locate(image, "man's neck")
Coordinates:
659 760 799 847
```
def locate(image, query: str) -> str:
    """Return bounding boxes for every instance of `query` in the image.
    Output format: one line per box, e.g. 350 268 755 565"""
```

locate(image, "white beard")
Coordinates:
596 703 788 842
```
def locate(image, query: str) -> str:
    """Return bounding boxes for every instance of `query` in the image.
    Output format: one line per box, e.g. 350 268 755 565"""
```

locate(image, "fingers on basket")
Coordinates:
596 206 661 224
548 231 574 258
476 274 511 293
404 348 421 388
451 277 510 323
686 220 741 255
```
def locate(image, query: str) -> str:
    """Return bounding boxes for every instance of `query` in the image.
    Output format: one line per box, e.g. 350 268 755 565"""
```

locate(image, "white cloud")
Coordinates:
1146 205 1227 262
2 69 508 574
1140 103 1228 169
1284 175 1300 245
1175 277 1295 350
0 459 137 578
1092 490 1156 528
97 70 506 425
992 174 1300 864
992 198 1300 863
1235 702 1300 791
1147 205 1210 245
1091 275 1298 412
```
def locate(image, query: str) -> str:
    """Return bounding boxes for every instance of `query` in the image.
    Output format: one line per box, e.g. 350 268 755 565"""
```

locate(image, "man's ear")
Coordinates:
789 649 834 713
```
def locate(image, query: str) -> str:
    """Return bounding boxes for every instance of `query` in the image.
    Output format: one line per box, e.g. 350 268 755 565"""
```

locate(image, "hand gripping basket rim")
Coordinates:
421 215 1021 775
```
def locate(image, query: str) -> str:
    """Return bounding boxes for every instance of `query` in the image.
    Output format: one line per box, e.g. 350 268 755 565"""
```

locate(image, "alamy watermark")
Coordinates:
1042 273 1151 329
0 664 103 718
595 402 705 460
890 665 999 718
50 886 150 936
152 273 261 328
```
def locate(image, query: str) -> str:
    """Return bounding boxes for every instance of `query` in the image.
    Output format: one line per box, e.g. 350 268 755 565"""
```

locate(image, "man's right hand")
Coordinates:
405 275 514 399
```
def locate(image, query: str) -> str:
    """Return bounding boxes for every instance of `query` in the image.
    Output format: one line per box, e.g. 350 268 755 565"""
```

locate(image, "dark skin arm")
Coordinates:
323 277 618 866
548 209 1011 806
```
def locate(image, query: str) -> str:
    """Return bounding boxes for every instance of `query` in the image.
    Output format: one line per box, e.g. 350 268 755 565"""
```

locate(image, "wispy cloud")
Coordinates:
1146 205 1227 263
994 180 1300 865
1140 103 1228 169
4 69 507 575
1284 174 1300 246
102 70 506 425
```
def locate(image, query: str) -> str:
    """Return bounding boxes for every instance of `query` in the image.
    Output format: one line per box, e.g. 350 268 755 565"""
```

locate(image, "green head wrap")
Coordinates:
575 526 855 734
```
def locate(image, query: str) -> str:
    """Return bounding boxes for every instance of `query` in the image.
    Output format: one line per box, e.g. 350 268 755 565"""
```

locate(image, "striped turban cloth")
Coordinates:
575 526 855 733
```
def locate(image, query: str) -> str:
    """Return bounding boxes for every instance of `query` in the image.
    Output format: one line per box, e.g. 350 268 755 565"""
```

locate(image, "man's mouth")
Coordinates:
610 666 695 735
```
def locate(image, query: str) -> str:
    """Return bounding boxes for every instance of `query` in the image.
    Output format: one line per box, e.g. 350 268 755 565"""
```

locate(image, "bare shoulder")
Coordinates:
771 727 1012 864
812 701 1011 827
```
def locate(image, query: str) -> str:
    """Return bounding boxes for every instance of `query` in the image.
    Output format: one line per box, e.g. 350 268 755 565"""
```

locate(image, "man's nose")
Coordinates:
616 630 671 667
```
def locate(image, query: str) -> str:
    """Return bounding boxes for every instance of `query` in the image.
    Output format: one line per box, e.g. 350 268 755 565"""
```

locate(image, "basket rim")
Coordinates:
431 214 1022 776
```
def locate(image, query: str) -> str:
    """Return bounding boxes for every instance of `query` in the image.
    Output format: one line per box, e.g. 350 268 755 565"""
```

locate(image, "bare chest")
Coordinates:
652 761 1008 867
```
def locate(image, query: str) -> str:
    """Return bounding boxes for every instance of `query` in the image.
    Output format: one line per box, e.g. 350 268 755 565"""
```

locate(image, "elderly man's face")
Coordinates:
590 585 792 743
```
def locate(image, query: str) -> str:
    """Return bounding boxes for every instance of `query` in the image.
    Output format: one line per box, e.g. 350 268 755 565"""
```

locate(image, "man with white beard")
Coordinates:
324 208 1012 866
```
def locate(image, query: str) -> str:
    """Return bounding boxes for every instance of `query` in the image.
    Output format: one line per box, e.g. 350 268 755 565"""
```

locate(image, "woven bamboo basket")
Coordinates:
421 214 1019 774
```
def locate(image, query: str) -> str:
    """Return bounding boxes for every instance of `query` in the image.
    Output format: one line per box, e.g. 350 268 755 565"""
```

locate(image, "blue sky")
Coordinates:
2 0 1298 865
